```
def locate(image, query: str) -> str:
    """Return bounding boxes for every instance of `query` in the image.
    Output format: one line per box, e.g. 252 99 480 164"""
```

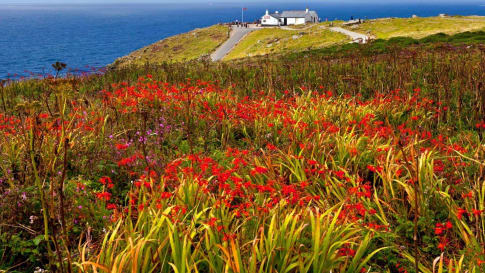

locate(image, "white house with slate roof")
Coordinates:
261 8 319 26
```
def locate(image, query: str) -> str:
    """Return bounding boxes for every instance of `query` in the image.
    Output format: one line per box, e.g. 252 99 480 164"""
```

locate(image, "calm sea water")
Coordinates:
1 2 485 79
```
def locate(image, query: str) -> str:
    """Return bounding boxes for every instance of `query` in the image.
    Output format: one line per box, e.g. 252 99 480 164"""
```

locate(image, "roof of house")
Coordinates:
279 10 318 18
265 10 318 19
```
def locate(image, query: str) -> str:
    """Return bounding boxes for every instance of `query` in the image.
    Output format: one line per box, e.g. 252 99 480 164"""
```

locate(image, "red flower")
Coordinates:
437 241 447 251
99 176 112 185
334 170 345 179
99 176 114 189
223 233 236 241
307 159 318 165
367 165 383 173
207 217 218 227
115 143 129 150
38 113 49 119
462 191 473 199
160 192 172 199
472 209 483 216
117 154 138 167
456 208 467 220
434 223 444 235
338 247 356 257
266 143 277 151
250 166 268 176
96 192 111 201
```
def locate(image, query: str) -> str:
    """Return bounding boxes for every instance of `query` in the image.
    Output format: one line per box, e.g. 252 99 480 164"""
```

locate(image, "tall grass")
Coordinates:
0 36 484 272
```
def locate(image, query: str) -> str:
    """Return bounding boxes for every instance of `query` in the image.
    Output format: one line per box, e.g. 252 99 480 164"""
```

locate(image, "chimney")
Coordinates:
266 9 269 15
306 7 309 13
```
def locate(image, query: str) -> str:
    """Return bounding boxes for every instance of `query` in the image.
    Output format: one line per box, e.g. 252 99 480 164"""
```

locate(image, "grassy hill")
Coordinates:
224 23 349 60
345 16 485 39
112 16 485 66
113 25 230 67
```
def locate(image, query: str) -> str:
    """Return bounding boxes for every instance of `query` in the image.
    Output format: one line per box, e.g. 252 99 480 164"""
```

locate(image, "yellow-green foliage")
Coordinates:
224 24 350 60
114 25 229 66
349 16 485 39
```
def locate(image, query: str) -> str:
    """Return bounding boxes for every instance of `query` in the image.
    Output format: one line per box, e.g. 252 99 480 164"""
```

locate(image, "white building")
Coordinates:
261 8 319 26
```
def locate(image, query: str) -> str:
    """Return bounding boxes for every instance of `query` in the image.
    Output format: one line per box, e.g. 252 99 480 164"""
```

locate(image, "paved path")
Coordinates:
211 27 256 61
329 27 370 44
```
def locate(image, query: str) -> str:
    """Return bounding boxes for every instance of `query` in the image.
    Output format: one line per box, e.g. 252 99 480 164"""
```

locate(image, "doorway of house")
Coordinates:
284 18 287 25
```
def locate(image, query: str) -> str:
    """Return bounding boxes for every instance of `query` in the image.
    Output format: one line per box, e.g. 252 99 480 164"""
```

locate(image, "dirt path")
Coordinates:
329 27 370 43
211 26 257 61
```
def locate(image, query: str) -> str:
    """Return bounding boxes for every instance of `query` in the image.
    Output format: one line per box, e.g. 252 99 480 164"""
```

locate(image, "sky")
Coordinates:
2 0 484 3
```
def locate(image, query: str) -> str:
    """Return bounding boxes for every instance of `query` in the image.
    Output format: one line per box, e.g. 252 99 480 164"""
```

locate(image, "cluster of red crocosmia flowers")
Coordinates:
97 78 482 251
2 75 484 271
0 113 21 136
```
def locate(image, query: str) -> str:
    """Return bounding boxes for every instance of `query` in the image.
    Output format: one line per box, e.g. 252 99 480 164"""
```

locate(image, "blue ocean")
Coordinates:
1 2 485 79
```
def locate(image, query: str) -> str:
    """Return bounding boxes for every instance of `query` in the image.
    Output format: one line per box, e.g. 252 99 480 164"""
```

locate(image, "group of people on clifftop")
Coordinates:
220 21 252 28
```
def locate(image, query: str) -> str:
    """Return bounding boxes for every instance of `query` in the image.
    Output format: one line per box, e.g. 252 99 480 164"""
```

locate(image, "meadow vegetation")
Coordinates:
0 32 484 273
113 25 230 66
347 16 485 39
224 23 349 60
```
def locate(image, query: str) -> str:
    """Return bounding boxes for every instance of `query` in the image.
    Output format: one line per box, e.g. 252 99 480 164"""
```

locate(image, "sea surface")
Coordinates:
1 2 485 79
